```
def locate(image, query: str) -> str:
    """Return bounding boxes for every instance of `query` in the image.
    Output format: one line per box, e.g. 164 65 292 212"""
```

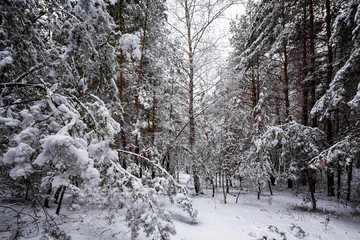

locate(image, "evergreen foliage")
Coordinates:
1 0 359 238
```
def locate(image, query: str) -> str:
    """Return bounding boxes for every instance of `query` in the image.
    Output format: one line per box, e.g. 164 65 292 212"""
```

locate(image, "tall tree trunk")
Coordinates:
309 0 317 127
256 59 260 104
251 62 262 130
327 173 335 196
209 178 215 198
215 173 218 189
118 0 127 169
251 65 257 115
135 0 149 177
185 0 200 194
287 179 293 189
257 181 261 200
275 91 281 125
302 0 309 126
222 172 227 204
151 78 157 177
268 181 273 196
306 167 317 210
281 3 290 122
236 190 241 203
169 78 174 122
168 79 174 176
282 1 293 188
346 160 353 201
336 112 341 199
226 176 230 194
325 0 333 88
56 186 66 215
325 0 335 196
337 165 341 199
302 90 309 126
25 180 31 200
305 1 317 207
44 187 52 208
152 79 156 146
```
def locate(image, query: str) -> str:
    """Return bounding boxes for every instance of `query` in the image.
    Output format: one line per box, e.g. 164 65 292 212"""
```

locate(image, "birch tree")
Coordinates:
168 0 233 194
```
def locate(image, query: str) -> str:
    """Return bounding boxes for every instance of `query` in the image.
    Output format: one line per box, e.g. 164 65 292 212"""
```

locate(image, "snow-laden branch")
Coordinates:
116 149 183 190
13 64 45 83
308 130 360 167
113 149 198 221
0 83 46 91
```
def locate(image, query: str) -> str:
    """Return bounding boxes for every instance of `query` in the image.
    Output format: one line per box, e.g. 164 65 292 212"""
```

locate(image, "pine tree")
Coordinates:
1 1 197 238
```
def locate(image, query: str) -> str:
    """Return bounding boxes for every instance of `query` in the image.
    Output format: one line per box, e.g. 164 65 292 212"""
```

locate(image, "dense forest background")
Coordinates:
1 0 359 239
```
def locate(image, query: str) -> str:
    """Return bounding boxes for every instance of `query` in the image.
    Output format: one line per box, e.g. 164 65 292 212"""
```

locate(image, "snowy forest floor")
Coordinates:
168 174 360 240
1 173 360 240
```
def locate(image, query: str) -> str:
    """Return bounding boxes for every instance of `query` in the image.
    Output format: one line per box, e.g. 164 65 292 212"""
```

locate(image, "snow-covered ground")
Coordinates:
1 173 359 240
168 190 360 240
167 174 360 240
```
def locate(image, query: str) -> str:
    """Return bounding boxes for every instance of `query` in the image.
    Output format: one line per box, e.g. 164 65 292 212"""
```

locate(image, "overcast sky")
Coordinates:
218 3 246 56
